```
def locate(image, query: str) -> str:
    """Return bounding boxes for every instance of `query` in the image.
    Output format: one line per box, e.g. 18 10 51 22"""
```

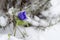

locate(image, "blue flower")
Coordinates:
18 11 27 20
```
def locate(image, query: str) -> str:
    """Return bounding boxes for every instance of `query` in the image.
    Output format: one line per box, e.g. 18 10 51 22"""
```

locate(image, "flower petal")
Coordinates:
18 11 27 20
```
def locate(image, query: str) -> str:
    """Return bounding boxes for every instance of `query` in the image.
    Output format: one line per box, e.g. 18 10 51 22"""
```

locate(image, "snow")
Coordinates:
50 0 60 15
0 16 7 27
40 23 60 40
26 16 40 26
0 34 23 40
1 22 60 40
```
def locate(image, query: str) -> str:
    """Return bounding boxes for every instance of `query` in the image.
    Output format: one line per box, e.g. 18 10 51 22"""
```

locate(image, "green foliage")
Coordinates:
8 34 11 40
15 16 29 27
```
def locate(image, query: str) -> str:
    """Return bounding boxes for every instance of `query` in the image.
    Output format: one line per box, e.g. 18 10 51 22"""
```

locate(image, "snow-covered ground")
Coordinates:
0 0 60 40
0 23 60 40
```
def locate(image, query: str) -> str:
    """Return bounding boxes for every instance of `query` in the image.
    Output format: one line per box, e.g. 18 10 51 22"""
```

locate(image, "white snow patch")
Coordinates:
0 34 23 40
0 16 7 27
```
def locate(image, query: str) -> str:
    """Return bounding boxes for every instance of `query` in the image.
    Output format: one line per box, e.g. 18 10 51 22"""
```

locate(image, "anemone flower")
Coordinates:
18 11 27 20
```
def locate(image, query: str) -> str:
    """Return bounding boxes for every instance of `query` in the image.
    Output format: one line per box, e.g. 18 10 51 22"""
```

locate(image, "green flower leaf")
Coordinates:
15 16 28 26
15 17 24 26
15 16 32 27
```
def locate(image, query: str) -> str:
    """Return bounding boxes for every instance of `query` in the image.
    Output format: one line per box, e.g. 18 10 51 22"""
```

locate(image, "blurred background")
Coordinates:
0 0 60 40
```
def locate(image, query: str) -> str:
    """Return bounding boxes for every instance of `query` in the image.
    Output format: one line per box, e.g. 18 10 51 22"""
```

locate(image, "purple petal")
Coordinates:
18 11 27 20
